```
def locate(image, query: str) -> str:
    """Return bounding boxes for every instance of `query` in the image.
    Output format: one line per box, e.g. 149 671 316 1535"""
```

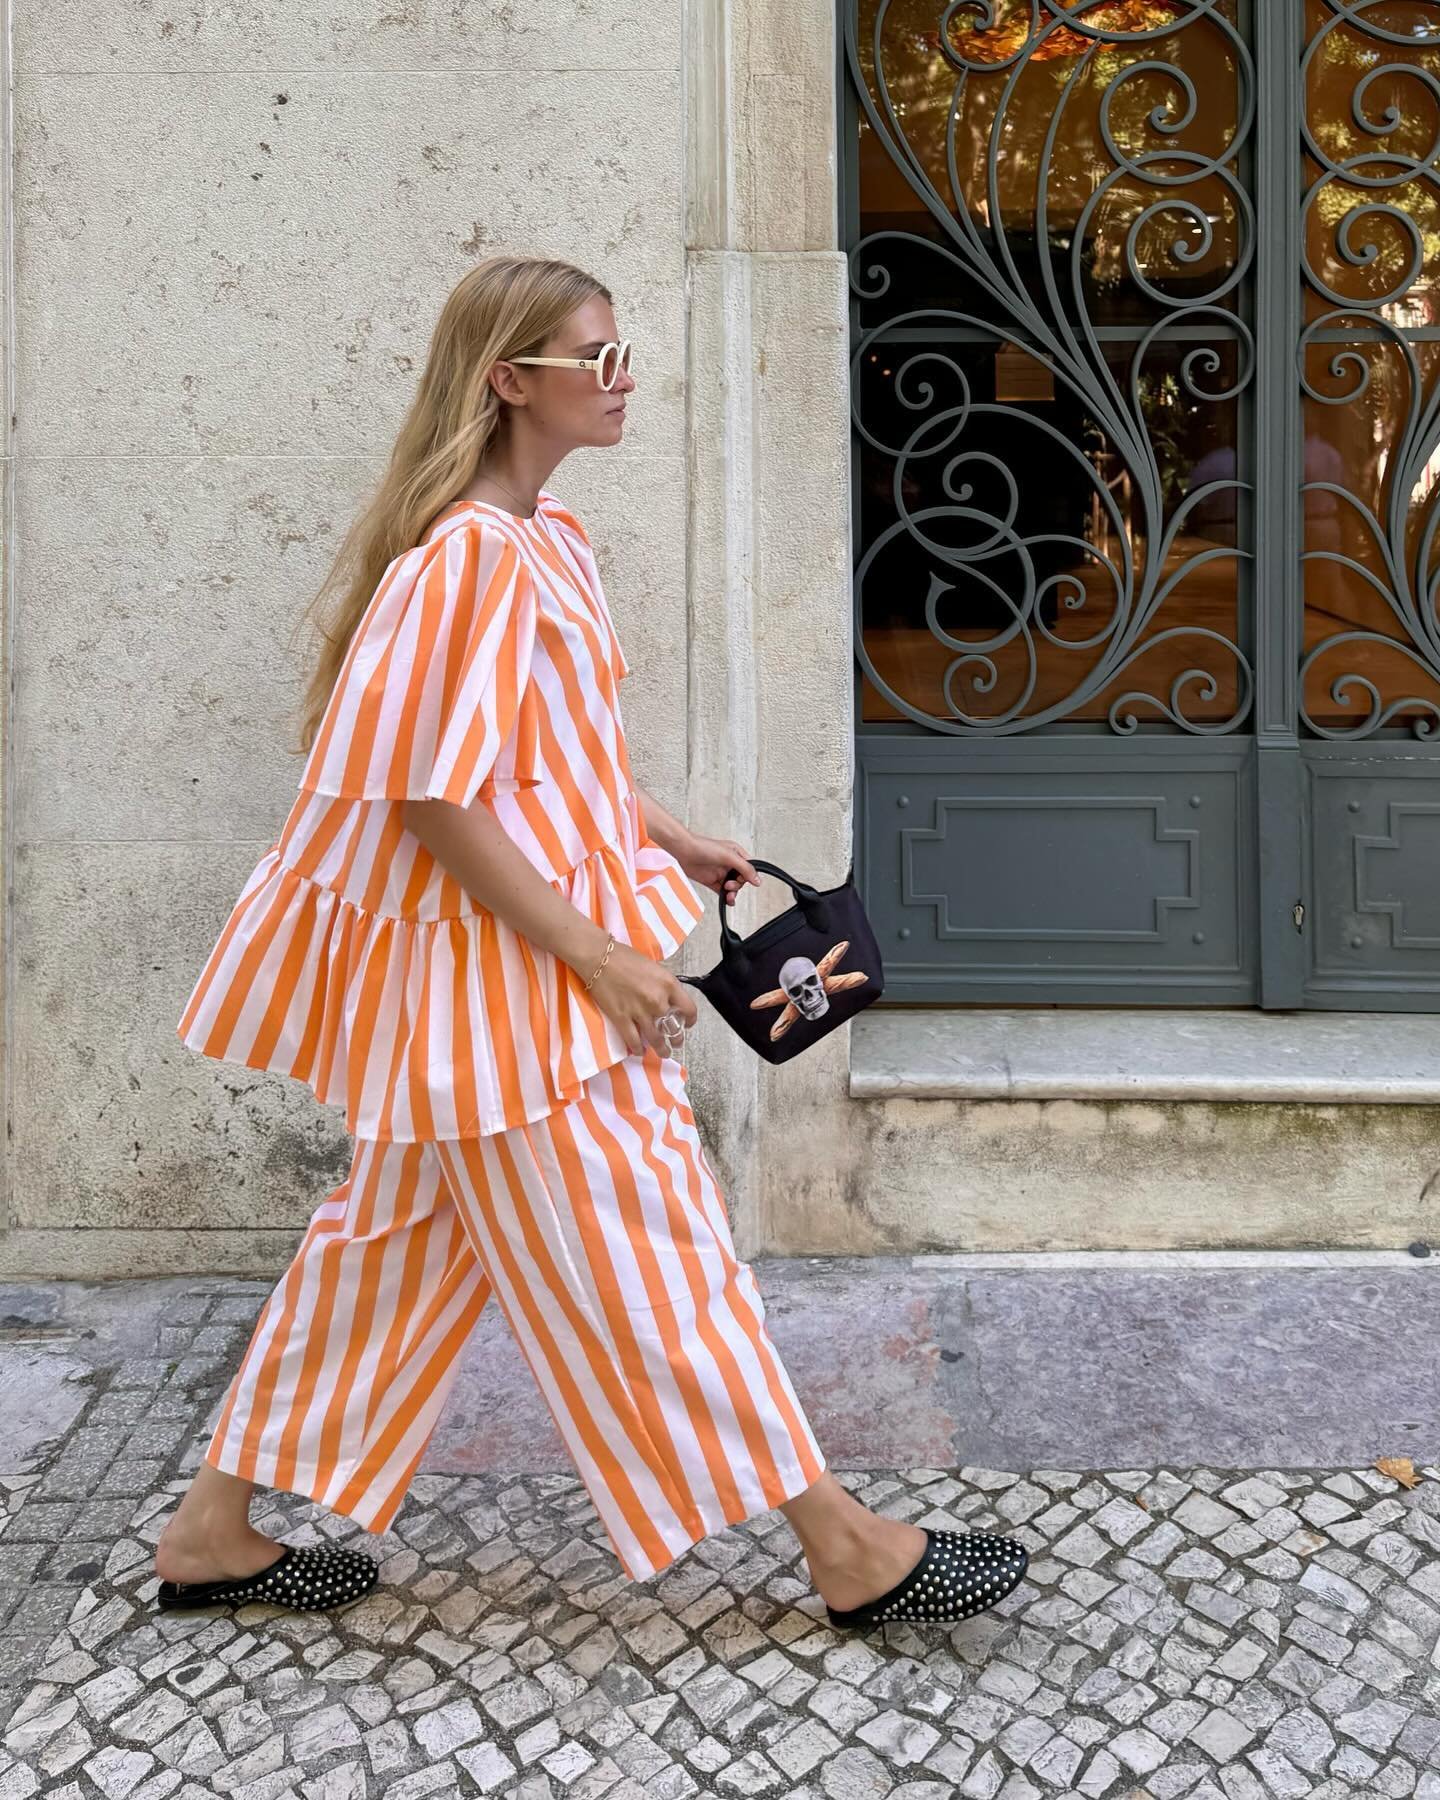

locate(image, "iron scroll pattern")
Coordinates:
1300 0 1440 740
846 0 1257 735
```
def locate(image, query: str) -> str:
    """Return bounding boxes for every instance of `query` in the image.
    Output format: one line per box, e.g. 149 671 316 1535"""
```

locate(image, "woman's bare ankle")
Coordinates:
154 1503 284 1585
802 1514 928 1613
777 1475 932 1611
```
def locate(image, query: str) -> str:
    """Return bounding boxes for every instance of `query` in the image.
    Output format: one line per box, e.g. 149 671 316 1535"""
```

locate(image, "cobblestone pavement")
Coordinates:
0 1283 1436 1798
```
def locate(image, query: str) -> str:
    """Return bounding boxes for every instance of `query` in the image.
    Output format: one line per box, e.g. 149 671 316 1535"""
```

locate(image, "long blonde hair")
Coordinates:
289 254 611 757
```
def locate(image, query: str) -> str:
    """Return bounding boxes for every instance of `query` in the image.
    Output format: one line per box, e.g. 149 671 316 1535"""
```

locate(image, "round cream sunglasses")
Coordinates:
509 340 633 391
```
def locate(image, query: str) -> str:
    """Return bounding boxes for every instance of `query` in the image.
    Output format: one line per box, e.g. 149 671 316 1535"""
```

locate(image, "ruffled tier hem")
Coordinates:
176 830 708 1142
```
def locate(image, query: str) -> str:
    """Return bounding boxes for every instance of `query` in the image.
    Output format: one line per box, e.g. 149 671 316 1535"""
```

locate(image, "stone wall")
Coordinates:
1 2 725 1274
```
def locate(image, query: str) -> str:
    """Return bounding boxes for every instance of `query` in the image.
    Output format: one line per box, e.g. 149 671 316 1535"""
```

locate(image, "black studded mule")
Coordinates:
155 1542 379 1612
825 1528 1029 1630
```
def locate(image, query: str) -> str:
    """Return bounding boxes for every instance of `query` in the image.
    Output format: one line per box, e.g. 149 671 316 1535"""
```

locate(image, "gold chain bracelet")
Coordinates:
583 933 616 991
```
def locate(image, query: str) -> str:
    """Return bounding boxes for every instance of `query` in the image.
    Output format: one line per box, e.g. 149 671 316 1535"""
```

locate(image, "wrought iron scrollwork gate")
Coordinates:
844 0 1440 1009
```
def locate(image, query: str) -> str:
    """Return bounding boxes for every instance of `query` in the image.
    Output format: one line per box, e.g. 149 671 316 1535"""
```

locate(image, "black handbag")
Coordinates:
678 858 884 1063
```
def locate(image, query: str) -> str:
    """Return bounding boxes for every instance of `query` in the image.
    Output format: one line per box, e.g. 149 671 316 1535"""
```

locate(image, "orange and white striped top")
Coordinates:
177 491 707 1141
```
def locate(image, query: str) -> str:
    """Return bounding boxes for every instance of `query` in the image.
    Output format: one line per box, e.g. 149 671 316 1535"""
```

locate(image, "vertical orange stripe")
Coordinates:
343 919 397 1132
509 697 583 869
373 955 415 1145
571 1069 750 1517
197 876 312 1056
528 526 623 718
440 1132 691 1567
515 930 567 1106
439 543 532 803
405 935 440 1141
477 912 529 1130
309 1143 412 1483
448 925 484 1137
525 622 622 838
312 905 358 1098
249 876 326 1065
361 805 411 915
269 1154 391 1493
299 552 414 791
209 1201 354 1483
349 538 463 798
332 1287 491 1525
277 793 350 879
538 1097 716 1524
659 1071 826 1494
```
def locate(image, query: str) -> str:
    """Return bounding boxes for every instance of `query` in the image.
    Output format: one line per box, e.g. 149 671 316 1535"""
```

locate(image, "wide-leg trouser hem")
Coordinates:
201 1437 830 1583
621 1452 831 1583
201 1436 415 1537
204 1047 828 1582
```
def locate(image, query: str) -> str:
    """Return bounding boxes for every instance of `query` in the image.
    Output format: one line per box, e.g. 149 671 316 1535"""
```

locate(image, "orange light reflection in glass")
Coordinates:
944 0 1180 64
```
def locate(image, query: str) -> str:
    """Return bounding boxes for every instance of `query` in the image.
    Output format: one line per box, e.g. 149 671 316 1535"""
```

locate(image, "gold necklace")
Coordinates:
475 470 535 517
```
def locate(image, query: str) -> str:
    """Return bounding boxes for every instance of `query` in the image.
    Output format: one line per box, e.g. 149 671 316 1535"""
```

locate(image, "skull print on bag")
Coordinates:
750 940 870 1041
779 956 830 1021
678 857 884 1065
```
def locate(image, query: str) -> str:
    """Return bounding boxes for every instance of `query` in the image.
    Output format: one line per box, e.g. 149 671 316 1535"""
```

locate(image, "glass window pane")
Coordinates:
857 334 1245 727
1301 0 1440 735
853 0 1247 334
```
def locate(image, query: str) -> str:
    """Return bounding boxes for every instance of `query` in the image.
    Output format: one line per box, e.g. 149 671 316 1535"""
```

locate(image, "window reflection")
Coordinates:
854 0 1245 332
857 339 1243 724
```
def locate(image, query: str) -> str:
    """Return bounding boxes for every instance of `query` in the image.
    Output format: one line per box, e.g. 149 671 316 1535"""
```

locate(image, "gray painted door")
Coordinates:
843 1 1440 1010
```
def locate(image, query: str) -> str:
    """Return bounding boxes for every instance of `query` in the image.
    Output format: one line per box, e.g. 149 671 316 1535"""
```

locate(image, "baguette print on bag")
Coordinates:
750 939 870 1039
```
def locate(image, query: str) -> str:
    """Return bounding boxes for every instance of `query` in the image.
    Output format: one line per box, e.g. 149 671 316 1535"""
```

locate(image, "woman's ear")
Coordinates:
488 359 528 408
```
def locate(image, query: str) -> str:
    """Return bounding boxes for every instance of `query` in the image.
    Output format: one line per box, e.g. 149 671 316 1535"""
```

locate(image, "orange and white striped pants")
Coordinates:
204 1047 827 1581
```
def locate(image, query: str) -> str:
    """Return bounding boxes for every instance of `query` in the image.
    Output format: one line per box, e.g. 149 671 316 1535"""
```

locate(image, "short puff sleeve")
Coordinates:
298 522 539 807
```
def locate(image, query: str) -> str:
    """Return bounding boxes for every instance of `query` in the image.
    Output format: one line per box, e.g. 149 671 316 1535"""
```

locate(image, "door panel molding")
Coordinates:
860 735 1255 1003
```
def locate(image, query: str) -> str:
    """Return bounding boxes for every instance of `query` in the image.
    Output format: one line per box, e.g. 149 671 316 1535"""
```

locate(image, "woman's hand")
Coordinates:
586 941 700 1058
677 832 762 909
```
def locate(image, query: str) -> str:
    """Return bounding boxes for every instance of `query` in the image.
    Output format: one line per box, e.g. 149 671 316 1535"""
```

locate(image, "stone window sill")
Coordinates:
849 1008 1440 1105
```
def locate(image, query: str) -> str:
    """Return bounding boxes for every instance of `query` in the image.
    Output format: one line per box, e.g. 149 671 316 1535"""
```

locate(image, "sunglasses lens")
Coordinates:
597 345 619 389
619 342 633 375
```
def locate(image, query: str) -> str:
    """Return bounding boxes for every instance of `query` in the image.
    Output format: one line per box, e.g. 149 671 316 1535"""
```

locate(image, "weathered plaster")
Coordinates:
6 3 693 1263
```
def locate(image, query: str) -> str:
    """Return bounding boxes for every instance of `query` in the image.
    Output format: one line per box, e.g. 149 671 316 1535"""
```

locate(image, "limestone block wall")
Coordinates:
2 3 699 1274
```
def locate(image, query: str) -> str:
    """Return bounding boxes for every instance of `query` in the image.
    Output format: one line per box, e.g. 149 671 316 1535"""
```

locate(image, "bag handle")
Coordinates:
713 858 828 970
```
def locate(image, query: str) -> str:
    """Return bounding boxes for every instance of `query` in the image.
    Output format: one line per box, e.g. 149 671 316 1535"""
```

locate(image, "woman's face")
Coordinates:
520 294 637 449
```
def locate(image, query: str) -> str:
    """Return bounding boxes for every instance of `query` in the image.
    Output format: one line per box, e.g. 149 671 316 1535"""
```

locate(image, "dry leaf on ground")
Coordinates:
1375 1456 1423 1490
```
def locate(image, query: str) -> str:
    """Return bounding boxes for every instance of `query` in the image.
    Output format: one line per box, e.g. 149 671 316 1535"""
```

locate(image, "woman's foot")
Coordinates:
823 1528 1030 1629
779 1471 1031 1623
154 1510 288 1587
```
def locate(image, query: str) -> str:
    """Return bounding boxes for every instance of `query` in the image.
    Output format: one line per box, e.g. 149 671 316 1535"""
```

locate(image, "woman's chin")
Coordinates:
580 416 627 448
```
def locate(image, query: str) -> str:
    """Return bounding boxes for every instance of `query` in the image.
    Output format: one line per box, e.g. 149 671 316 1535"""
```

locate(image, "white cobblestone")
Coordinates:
1189 1710 1258 1762
0 1387 1434 1800
1334 1696 1411 1753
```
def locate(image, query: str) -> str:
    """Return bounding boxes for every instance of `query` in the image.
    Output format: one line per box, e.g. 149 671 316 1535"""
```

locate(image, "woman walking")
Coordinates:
156 255 1029 1630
